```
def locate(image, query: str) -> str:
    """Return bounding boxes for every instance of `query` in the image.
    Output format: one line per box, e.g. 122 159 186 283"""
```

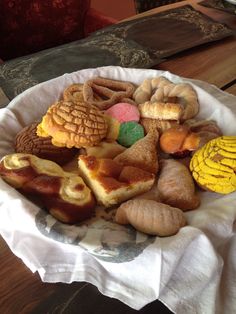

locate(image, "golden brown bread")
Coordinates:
0 153 96 223
115 199 186 236
37 100 108 148
157 159 200 211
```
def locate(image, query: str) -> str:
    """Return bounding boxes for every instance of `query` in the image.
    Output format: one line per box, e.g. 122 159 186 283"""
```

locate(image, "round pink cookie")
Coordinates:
105 102 140 123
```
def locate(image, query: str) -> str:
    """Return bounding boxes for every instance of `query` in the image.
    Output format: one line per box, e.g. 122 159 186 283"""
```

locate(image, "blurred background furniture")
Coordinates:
0 0 117 61
134 0 184 12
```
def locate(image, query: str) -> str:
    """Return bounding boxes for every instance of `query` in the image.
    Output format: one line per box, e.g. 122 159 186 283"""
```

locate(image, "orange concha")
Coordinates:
37 100 108 148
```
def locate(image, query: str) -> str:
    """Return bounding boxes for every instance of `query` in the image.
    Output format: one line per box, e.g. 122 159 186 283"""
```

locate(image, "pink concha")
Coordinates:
105 102 140 123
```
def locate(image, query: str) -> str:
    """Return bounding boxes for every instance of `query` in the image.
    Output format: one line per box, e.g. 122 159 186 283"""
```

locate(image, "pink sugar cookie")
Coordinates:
105 102 140 123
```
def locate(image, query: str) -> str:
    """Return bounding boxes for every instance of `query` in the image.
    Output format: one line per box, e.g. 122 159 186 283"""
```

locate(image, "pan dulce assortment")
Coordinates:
1 75 236 237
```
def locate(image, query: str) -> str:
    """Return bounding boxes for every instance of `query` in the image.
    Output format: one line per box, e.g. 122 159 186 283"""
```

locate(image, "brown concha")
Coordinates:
15 122 77 165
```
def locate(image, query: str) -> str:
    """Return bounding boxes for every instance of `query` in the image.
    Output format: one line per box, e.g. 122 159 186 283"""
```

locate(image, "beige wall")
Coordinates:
91 0 136 20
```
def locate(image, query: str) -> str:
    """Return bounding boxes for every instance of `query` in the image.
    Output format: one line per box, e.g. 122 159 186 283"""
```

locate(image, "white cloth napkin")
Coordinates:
0 66 236 313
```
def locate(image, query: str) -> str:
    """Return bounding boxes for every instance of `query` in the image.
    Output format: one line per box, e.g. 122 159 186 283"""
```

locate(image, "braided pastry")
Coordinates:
0 153 96 223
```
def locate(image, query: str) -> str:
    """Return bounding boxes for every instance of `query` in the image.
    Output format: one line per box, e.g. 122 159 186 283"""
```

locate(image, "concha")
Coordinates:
190 136 236 194
37 100 108 148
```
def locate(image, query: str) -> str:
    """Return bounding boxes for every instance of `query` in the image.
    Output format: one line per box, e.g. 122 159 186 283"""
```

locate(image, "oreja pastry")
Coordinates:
37 100 108 148
15 122 78 165
115 199 186 236
190 136 236 194
157 159 200 211
114 129 159 174
78 155 155 207
0 153 96 223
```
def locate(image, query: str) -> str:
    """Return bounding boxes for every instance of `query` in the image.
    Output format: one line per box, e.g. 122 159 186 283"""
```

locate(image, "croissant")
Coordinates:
115 199 186 236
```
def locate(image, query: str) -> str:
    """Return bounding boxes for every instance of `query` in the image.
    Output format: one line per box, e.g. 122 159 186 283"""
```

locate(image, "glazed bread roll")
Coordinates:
159 125 200 155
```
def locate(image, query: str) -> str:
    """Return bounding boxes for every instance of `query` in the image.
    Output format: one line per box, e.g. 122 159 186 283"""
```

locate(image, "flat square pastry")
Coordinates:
78 155 155 207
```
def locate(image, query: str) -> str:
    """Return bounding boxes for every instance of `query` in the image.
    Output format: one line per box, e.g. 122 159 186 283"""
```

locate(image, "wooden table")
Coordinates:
0 1 236 313
124 0 236 96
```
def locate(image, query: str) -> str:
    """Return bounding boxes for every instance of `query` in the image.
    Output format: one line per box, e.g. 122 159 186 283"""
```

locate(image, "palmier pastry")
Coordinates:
37 100 108 148
15 122 77 165
0 153 96 224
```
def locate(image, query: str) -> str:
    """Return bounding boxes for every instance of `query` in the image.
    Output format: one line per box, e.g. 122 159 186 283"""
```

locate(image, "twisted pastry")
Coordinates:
0 153 95 223
83 77 136 110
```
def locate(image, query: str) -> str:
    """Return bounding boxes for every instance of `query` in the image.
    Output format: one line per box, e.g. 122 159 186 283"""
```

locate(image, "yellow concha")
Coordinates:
190 136 236 194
